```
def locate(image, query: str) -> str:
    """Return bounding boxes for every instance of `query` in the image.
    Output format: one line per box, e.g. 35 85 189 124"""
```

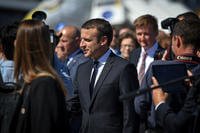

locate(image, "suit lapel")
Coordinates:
81 60 93 108
130 48 141 66
135 48 141 65
89 53 115 108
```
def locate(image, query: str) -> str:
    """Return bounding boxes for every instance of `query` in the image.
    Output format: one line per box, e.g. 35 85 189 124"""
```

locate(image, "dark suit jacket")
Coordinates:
74 52 139 133
129 45 164 66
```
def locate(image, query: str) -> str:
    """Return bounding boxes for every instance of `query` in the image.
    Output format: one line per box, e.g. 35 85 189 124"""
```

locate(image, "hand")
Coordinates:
161 50 168 60
66 96 82 115
152 77 168 106
185 70 193 87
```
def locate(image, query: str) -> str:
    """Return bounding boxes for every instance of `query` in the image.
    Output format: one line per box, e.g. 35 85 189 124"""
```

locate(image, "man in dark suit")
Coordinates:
129 14 164 85
54 26 88 133
74 18 139 133
135 19 200 133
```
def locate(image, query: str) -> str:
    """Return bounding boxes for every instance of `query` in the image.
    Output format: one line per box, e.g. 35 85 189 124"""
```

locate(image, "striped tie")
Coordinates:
138 52 147 85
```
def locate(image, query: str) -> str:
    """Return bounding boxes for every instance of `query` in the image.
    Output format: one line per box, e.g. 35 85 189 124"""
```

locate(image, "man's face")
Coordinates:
135 25 157 50
60 29 77 55
110 29 118 49
80 28 101 59
55 28 78 60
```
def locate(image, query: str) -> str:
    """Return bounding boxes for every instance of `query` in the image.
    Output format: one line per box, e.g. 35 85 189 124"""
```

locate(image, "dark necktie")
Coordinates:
90 61 99 98
138 52 147 85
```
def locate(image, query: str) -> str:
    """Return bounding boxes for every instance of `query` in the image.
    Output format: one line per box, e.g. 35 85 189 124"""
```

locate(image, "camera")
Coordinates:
161 17 179 60
32 11 59 65
161 17 179 33
32 10 47 21
152 63 188 93
31 11 59 46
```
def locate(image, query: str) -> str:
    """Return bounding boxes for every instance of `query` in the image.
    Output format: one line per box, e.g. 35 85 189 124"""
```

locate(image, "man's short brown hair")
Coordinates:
133 14 158 35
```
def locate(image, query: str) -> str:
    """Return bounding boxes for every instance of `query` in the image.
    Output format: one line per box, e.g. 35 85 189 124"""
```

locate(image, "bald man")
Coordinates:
55 26 88 92
54 26 89 133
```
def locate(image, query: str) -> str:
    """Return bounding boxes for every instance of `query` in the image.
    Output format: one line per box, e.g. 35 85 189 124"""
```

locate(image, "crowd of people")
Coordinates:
0 11 200 133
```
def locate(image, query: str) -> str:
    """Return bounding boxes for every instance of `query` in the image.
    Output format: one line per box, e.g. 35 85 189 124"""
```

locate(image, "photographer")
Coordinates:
161 11 199 60
134 18 200 133
31 11 59 65
152 66 200 133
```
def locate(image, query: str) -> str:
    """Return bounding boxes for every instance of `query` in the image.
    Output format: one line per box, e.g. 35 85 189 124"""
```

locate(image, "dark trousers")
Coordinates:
139 121 163 133
69 114 82 133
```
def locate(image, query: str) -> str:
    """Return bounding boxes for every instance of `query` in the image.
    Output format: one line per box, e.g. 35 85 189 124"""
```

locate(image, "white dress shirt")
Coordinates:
90 50 111 87
137 42 159 75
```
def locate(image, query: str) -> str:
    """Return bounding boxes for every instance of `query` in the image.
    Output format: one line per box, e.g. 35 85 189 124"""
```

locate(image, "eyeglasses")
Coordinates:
121 44 134 48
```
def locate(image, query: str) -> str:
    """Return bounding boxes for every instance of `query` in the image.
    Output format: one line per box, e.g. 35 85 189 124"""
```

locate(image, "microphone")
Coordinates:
119 73 200 101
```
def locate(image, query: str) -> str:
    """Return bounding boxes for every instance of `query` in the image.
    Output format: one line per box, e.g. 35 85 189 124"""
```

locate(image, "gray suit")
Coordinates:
67 49 89 88
54 49 88 96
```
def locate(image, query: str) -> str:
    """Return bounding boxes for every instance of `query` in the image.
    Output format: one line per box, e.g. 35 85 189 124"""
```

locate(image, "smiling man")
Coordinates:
129 14 164 85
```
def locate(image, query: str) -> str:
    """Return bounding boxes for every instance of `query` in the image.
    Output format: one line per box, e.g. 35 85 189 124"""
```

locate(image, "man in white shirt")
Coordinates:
129 14 164 85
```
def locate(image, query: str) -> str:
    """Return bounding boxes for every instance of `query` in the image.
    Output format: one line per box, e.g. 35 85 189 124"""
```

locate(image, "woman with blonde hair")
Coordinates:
12 19 68 133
